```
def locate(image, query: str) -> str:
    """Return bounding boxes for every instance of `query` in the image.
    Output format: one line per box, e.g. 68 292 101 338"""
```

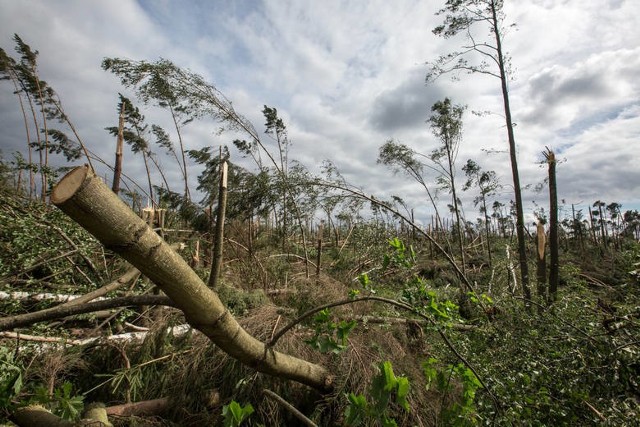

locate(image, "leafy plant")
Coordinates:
305 308 357 354
344 361 410 426
32 381 84 421
423 357 481 426
222 400 254 427
383 237 416 270
0 347 23 410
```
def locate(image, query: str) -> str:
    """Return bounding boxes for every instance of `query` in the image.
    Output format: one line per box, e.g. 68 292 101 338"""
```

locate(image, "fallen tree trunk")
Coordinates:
0 324 193 349
12 403 112 427
0 291 108 303
0 295 173 331
51 165 332 392
105 397 171 417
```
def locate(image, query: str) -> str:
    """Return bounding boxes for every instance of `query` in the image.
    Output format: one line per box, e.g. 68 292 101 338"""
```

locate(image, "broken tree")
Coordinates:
51 165 332 392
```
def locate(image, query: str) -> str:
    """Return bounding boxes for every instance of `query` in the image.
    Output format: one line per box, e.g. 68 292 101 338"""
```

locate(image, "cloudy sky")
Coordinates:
1 0 638 224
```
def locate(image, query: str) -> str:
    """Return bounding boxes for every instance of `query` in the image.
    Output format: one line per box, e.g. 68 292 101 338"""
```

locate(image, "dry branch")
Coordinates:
262 389 317 427
58 266 140 308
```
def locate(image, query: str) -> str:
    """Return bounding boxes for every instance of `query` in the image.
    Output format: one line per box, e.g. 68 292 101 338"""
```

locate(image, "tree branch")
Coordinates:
0 295 174 331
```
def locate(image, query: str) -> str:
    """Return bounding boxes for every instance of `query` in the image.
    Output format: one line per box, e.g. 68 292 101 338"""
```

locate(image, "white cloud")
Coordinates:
0 0 638 220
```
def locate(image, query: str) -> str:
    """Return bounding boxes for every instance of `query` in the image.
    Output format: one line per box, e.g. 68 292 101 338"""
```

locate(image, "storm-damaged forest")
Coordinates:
1 4 639 427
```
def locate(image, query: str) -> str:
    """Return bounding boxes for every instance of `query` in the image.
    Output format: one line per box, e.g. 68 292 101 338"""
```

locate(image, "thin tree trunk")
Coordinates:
482 195 493 267
148 152 171 193
589 207 598 246
141 151 154 207
168 103 191 201
9 76 35 198
316 222 323 278
598 203 608 249
31 66 50 201
51 166 332 391
445 134 466 277
209 161 227 289
536 220 547 311
490 0 530 304
23 90 44 200
112 102 125 193
546 149 559 304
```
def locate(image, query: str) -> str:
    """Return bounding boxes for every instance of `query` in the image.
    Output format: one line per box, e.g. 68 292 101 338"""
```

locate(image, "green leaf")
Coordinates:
381 415 399 427
395 376 410 411
336 320 357 345
345 393 368 426
380 361 397 391
223 401 254 427
358 273 370 288
423 358 439 390
382 254 391 270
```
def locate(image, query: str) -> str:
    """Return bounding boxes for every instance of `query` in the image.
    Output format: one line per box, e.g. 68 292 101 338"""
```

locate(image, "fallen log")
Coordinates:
51 165 332 392
0 295 173 331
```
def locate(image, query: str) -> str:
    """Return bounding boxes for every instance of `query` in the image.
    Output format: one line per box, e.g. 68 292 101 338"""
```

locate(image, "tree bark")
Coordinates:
490 0 530 305
51 165 332 392
112 102 125 194
0 294 173 331
546 149 559 303
209 160 227 288
12 404 112 427
536 220 547 311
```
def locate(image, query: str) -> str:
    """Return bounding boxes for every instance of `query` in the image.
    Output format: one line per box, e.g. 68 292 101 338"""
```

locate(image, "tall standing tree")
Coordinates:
429 98 467 275
263 106 291 253
593 200 608 250
463 159 501 267
427 0 531 303
0 47 35 198
12 34 50 200
1 36 93 201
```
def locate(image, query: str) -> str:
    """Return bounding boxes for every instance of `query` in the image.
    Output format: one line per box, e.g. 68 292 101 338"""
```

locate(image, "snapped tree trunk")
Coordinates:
209 160 228 288
536 220 547 311
51 165 332 392
112 102 125 194
546 149 559 304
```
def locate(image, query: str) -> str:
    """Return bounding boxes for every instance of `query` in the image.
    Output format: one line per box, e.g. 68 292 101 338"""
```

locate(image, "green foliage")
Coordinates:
383 237 416 270
0 192 101 292
423 358 481 426
216 284 267 316
344 361 410 426
0 347 23 410
305 308 357 354
379 237 460 324
32 382 84 421
222 400 254 427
